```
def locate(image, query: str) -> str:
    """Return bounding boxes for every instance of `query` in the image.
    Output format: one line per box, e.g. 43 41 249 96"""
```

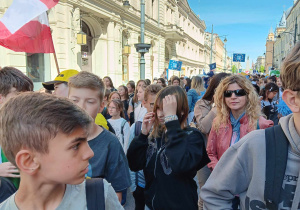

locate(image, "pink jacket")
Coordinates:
207 115 273 170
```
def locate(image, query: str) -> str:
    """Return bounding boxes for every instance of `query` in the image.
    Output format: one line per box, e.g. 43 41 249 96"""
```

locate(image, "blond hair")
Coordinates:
213 75 261 132
0 92 93 166
68 71 105 102
191 76 205 95
281 42 300 95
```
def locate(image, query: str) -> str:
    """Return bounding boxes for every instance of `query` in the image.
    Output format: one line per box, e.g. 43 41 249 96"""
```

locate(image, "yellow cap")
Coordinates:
42 69 79 90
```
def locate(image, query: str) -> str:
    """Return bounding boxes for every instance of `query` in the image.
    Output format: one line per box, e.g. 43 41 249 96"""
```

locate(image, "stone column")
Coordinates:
107 21 115 78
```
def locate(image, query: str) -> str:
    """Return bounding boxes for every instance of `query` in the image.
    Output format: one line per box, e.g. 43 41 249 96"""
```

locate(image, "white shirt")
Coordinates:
134 104 147 123
107 118 130 153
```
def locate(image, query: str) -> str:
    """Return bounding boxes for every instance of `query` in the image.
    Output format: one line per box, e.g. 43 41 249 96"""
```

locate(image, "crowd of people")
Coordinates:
0 44 299 210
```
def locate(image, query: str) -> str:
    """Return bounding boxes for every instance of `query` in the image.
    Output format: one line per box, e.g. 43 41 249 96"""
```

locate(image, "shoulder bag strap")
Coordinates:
86 178 105 210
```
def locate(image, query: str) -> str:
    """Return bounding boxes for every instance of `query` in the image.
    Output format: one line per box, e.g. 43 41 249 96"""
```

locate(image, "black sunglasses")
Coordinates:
224 89 247 98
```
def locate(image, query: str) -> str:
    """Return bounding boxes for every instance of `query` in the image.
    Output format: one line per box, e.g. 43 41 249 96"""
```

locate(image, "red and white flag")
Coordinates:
0 0 59 53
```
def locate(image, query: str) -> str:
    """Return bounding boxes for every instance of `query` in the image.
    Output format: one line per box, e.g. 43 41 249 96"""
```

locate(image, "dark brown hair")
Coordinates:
157 78 167 87
0 67 33 96
151 86 188 138
103 76 115 89
118 85 129 100
171 76 180 85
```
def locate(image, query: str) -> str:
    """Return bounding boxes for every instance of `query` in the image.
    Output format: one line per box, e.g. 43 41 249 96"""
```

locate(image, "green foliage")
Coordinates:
259 65 265 73
232 65 237 73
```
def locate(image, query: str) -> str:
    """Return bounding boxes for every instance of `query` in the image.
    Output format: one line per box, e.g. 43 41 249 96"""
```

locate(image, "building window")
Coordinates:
26 53 45 82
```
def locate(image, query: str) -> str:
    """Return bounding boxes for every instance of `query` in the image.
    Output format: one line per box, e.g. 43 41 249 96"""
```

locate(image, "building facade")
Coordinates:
203 32 228 73
265 27 274 73
0 0 207 89
273 1 299 72
255 56 265 72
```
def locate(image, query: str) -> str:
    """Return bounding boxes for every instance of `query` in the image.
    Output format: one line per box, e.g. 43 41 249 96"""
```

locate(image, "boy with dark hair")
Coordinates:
0 92 122 209
267 75 277 84
200 43 300 209
0 66 33 200
68 71 131 202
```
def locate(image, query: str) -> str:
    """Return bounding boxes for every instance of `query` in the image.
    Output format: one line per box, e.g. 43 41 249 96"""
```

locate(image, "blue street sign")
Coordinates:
209 63 216 70
233 53 246 62
168 60 183 71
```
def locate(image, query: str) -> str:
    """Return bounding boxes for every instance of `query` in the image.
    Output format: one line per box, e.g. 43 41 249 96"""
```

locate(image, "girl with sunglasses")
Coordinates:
207 75 273 171
127 86 210 210
206 75 273 209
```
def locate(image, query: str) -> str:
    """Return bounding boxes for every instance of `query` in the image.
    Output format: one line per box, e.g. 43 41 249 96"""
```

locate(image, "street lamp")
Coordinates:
277 17 298 45
77 16 87 45
223 37 227 72
123 0 151 80
208 25 227 68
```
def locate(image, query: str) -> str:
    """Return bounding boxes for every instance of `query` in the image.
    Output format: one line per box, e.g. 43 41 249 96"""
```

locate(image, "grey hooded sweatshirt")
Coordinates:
200 114 300 210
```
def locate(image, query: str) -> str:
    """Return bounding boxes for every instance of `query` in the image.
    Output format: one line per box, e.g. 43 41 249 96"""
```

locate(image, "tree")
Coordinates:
259 65 265 73
232 65 237 74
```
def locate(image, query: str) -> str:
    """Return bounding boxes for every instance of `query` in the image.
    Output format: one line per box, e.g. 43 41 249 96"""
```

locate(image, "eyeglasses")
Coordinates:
224 89 247 98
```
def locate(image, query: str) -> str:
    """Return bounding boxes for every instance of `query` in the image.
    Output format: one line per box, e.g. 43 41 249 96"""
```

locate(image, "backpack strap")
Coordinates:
86 178 105 210
264 125 288 209
134 121 143 186
120 119 127 145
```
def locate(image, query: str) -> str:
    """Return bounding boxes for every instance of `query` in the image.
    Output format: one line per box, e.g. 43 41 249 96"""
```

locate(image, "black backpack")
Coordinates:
86 178 105 210
264 125 289 209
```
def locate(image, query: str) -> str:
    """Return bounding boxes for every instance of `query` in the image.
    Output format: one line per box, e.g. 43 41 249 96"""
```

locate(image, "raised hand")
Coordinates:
0 162 20 178
163 95 177 117
141 112 155 135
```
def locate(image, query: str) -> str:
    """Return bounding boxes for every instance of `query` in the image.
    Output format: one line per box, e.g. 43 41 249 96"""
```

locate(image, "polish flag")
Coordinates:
0 0 59 53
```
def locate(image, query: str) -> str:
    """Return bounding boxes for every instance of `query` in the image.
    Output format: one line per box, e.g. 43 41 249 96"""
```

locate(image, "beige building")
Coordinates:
0 0 207 89
274 0 299 71
274 10 288 70
203 32 228 73
255 56 265 72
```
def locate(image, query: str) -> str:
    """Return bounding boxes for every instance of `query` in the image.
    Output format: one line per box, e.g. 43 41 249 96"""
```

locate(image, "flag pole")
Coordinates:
53 50 60 74
50 27 60 75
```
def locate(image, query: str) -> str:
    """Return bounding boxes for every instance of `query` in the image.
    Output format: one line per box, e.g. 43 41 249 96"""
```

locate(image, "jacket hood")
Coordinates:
280 114 300 156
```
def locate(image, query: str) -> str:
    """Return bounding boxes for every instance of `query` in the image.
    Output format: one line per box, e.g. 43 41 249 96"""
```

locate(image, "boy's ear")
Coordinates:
282 90 300 113
15 150 40 175
98 101 105 113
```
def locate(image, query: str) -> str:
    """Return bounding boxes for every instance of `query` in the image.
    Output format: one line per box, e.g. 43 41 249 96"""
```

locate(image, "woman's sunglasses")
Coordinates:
224 89 247 98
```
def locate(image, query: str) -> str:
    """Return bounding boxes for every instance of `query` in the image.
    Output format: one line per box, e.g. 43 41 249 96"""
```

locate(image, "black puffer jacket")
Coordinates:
127 120 210 210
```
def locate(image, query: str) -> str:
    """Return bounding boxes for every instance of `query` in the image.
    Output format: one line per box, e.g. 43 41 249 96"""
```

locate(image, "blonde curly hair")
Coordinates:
213 75 261 132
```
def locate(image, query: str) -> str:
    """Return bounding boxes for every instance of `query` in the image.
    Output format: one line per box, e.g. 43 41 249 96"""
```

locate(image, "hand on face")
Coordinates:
163 95 177 117
141 112 155 135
